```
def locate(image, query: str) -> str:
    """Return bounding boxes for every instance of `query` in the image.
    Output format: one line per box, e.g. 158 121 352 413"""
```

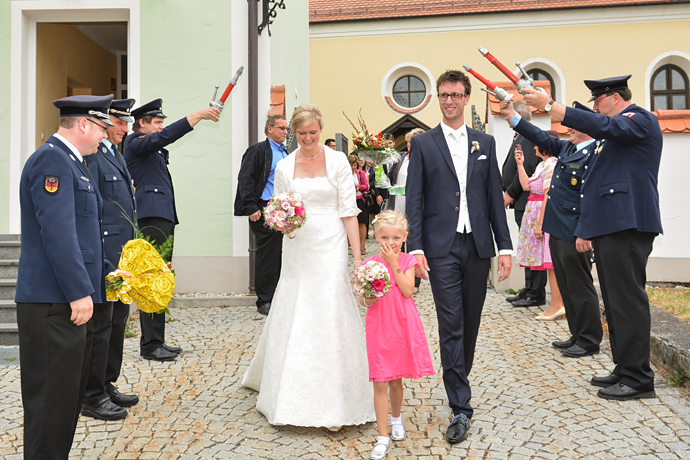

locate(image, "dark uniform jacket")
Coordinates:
124 118 194 224
234 139 273 217
562 104 663 239
87 142 137 273
406 124 512 259
15 136 106 304
501 133 540 212
513 118 598 243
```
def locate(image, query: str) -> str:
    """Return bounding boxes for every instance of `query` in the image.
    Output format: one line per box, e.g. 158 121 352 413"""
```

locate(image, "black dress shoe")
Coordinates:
82 398 127 421
597 382 656 401
108 387 140 407
257 303 271 315
591 373 621 388
511 297 546 307
162 343 182 354
506 291 527 303
141 347 177 361
560 344 599 358
445 413 470 444
552 337 576 350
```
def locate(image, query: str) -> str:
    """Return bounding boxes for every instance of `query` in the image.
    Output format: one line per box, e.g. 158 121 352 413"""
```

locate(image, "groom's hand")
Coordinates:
497 254 512 282
414 254 430 280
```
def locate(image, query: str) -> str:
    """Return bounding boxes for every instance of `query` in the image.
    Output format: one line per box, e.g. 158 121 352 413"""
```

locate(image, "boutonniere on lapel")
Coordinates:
471 141 480 153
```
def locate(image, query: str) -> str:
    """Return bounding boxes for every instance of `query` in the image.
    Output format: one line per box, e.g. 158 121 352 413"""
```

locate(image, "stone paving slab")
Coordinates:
2 243 690 458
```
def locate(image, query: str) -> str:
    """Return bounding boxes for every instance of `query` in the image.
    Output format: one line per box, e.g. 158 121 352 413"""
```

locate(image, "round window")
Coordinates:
392 76 426 108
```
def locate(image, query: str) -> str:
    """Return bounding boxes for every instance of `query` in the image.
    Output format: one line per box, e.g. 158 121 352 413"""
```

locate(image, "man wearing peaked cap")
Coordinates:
81 98 140 422
522 75 663 401
14 94 127 459
124 98 220 362
499 98 603 360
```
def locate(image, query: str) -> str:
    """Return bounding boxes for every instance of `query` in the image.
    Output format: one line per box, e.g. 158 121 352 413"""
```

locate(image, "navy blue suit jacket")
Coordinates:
87 142 137 273
406 124 512 259
513 118 598 243
124 117 194 224
562 104 663 239
15 136 106 304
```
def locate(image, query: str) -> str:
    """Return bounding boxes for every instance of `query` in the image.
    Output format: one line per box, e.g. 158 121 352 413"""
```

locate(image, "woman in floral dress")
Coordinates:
515 132 565 321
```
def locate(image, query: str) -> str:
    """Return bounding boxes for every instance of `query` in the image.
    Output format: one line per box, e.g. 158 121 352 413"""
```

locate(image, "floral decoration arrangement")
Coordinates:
343 110 401 188
351 260 391 302
264 192 306 239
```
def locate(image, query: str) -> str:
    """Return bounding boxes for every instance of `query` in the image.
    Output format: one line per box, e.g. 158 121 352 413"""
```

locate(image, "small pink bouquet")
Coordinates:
351 260 391 301
263 192 306 239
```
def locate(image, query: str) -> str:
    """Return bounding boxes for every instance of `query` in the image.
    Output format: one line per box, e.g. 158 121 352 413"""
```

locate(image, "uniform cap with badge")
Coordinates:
131 98 167 120
110 98 136 122
53 94 115 126
584 75 631 102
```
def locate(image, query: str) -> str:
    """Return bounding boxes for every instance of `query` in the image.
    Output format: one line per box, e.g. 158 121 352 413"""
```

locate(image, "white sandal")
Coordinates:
370 441 391 459
391 420 406 441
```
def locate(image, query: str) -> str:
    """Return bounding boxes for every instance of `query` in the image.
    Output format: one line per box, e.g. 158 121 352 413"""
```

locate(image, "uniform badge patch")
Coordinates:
139 135 146 139
44 175 59 194
624 112 636 117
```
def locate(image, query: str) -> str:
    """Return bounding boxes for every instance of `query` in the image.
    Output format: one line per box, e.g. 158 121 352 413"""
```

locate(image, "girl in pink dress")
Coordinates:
359 210 435 459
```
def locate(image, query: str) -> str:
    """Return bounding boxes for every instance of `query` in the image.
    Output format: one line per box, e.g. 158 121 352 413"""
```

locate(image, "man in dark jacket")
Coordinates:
81 98 139 421
234 115 288 315
124 99 220 362
501 100 546 307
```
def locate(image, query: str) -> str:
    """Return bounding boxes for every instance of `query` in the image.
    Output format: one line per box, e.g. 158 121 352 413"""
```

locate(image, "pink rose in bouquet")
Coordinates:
263 192 306 239
351 260 391 302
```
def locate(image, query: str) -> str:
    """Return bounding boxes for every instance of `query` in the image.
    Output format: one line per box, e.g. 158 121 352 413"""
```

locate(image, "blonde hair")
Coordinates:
373 210 408 233
290 104 323 132
405 128 425 142
348 154 359 165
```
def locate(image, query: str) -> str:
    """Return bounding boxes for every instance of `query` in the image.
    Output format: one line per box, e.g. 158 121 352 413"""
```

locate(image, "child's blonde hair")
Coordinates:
373 210 408 233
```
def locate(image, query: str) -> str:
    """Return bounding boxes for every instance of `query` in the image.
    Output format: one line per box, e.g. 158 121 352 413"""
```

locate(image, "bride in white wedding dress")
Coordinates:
242 104 375 428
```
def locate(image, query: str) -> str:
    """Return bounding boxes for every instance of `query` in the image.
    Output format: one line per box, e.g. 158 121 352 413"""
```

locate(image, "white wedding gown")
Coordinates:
242 168 375 427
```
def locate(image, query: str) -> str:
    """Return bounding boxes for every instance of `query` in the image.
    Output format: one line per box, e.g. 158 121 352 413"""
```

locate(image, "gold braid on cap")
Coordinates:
109 108 131 116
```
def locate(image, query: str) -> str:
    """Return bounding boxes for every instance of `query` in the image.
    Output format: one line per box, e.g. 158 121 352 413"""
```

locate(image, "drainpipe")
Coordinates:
248 0 259 294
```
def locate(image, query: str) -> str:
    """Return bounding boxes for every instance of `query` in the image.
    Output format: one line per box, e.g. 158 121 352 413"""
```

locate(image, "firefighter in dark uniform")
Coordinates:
14 95 120 459
523 75 663 401
81 98 140 421
500 99 603 360
124 98 220 361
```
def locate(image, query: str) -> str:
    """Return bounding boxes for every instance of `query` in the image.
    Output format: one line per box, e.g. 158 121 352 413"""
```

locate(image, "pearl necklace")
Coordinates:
298 145 323 161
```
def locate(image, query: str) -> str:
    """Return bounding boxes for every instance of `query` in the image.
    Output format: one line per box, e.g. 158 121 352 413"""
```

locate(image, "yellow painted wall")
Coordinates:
36 23 117 147
310 17 690 145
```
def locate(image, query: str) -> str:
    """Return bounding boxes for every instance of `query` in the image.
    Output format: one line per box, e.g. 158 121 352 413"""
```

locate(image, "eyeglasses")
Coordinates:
271 126 289 131
438 93 469 101
592 93 612 105
86 118 108 133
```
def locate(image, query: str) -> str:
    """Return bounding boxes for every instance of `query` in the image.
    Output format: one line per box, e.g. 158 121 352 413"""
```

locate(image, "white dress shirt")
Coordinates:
440 121 472 233
53 133 84 163
395 156 409 215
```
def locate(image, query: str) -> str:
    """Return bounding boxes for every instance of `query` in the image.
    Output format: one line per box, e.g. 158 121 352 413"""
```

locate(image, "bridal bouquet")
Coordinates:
351 260 391 301
264 192 306 239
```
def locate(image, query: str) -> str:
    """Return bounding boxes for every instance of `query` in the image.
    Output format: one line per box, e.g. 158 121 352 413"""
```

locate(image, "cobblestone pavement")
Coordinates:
2 238 690 459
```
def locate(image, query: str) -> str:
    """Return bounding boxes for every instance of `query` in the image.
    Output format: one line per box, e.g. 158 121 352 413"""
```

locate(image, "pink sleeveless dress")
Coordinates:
364 252 435 382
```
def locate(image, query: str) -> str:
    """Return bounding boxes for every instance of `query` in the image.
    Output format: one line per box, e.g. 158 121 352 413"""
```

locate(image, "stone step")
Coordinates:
0 234 20 241
0 260 19 279
0 279 17 301
0 300 17 323
0 323 19 346
0 241 21 259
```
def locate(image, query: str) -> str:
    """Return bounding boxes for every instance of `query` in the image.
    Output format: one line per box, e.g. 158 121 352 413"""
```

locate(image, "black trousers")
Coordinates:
515 210 547 301
84 300 129 404
138 216 175 354
427 233 490 419
549 236 602 351
593 229 656 390
248 200 283 308
17 302 94 460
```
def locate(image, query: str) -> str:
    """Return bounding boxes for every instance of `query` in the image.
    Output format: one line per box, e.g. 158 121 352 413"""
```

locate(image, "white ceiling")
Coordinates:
72 22 127 54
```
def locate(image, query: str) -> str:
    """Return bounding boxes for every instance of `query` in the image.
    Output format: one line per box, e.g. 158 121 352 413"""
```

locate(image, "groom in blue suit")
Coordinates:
406 70 512 444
